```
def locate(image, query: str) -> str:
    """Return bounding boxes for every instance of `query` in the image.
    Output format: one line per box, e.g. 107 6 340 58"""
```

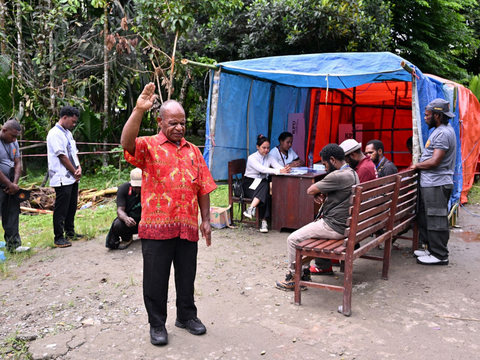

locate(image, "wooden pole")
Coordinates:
180 59 218 70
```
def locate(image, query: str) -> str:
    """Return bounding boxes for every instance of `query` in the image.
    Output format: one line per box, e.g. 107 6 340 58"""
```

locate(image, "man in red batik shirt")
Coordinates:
121 83 217 346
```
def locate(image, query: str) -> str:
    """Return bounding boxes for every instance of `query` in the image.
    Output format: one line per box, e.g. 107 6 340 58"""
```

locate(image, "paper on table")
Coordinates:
249 178 262 190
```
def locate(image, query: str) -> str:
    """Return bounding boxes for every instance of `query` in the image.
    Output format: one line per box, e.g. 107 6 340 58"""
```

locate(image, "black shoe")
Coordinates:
54 238 72 248
150 325 168 345
118 236 133 250
66 233 85 241
175 317 207 335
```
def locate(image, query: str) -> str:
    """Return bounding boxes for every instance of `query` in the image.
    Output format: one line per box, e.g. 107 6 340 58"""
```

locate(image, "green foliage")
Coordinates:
469 75 480 102
200 0 391 61
0 55 20 123
389 0 480 81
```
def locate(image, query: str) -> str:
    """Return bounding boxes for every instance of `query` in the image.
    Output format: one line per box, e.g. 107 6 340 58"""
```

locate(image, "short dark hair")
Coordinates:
256 134 270 147
320 143 345 162
366 139 384 153
60 106 80 118
3 119 21 132
435 112 450 125
278 132 293 142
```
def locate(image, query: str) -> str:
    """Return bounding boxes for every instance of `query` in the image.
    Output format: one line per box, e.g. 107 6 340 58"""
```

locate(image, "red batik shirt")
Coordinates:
124 132 217 241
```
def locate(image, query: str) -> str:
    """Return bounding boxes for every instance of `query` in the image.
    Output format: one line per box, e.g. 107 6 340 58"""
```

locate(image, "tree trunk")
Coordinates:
167 30 179 100
16 1 24 120
48 0 55 115
178 68 191 106
0 0 5 53
103 6 109 170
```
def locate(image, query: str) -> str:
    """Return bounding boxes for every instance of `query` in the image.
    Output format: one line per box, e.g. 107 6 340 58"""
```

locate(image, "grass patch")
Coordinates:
467 180 480 204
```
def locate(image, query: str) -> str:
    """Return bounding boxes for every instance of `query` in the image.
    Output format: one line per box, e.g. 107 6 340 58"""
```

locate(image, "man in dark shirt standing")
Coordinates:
411 99 456 266
365 140 398 177
340 139 377 182
0 119 30 253
106 168 142 250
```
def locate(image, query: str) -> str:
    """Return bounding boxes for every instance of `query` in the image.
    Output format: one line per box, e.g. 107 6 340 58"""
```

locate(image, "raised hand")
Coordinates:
136 83 157 112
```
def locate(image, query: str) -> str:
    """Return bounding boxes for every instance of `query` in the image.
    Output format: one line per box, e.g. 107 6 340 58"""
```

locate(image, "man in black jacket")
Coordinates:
365 140 398 177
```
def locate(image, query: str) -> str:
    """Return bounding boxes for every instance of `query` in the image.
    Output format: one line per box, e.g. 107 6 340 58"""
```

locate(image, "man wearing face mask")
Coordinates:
276 144 359 290
411 99 456 265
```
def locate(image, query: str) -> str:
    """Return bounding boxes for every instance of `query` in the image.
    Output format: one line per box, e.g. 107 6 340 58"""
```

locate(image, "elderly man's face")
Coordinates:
159 103 186 143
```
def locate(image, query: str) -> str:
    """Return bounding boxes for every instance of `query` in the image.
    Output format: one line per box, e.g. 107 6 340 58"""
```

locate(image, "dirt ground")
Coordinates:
1 205 480 360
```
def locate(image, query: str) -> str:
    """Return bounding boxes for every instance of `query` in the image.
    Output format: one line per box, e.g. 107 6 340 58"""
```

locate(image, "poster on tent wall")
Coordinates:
338 124 363 144
288 113 306 162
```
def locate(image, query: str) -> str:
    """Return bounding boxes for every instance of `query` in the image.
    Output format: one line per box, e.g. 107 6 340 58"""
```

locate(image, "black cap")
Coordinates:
426 99 455 118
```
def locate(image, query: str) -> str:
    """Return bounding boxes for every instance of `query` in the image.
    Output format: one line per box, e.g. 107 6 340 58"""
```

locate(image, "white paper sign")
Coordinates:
249 178 262 190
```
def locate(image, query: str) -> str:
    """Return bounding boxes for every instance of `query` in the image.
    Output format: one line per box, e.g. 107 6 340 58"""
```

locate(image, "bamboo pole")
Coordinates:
402 61 421 165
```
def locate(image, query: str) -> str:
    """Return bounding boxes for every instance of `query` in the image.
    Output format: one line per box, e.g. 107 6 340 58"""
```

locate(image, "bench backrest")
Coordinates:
344 174 402 249
228 159 246 204
393 169 418 236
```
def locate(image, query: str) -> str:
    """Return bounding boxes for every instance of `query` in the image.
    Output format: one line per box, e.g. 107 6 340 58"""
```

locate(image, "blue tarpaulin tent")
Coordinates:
203 52 463 205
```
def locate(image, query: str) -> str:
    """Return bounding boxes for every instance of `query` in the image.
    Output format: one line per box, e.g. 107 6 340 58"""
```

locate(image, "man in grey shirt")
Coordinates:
0 119 29 253
276 144 358 290
412 98 456 265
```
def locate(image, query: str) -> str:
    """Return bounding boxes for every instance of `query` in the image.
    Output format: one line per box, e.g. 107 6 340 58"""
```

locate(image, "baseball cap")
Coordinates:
130 168 142 187
426 99 455 118
339 139 362 155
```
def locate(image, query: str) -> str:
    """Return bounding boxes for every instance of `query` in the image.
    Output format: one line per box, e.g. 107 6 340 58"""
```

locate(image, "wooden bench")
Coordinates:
294 173 408 316
392 170 419 251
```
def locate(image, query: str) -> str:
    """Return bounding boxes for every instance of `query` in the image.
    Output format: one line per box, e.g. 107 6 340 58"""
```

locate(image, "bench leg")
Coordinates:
412 220 419 252
339 260 353 317
382 233 392 280
294 250 302 305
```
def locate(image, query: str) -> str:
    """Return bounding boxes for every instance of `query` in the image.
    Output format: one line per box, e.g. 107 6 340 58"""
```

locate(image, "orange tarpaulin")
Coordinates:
307 78 480 204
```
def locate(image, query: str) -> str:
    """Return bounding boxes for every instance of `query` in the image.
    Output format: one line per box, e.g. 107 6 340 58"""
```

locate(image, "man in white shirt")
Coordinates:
47 106 84 248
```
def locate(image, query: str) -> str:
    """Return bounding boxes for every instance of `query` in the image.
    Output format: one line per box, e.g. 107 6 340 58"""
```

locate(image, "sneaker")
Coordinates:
414 249 430 257
260 220 268 233
150 325 168 345
15 246 31 253
416 254 449 265
275 271 310 291
66 233 85 241
309 265 334 275
54 238 72 248
243 206 254 219
175 317 207 335
118 236 133 250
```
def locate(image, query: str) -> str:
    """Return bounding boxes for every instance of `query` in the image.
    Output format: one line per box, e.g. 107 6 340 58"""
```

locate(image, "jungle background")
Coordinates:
1 0 480 179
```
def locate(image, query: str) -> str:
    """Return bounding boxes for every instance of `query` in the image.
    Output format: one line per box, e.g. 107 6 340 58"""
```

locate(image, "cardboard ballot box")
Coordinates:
209 206 232 229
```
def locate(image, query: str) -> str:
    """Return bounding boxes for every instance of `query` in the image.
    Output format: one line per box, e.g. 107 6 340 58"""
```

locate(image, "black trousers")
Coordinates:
242 177 271 219
142 238 198 327
0 190 21 251
110 217 139 242
418 185 452 260
53 183 78 241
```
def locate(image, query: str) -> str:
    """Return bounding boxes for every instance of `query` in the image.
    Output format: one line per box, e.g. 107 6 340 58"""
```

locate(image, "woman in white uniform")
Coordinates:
269 132 305 167
242 135 290 233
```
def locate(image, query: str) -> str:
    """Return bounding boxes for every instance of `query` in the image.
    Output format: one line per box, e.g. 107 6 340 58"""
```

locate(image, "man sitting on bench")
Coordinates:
276 144 359 290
